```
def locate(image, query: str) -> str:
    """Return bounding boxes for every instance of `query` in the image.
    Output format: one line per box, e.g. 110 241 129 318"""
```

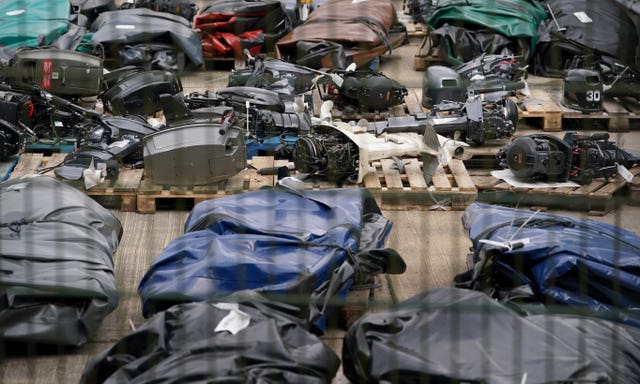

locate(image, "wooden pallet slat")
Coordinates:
447 159 476 192
403 159 427 189
472 166 640 214
380 159 404 190
249 156 277 188
430 165 452 191
519 89 563 131
524 88 640 132
367 157 477 210
404 88 426 115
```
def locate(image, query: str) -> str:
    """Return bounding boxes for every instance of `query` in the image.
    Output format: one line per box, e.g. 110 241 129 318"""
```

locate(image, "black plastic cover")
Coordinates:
295 41 346 70
535 0 639 76
0 176 121 347
427 25 523 66
100 69 183 116
90 8 203 70
343 288 640 383
80 293 340 384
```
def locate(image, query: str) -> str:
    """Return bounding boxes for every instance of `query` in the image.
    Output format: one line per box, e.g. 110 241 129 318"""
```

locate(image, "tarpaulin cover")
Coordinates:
195 0 291 56
275 0 408 68
89 8 203 68
138 187 401 332
457 202 640 327
534 0 639 77
0 176 121 347
342 287 640 383
80 294 340 384
0 0 71 61
426 0 547 65
427 25 522 66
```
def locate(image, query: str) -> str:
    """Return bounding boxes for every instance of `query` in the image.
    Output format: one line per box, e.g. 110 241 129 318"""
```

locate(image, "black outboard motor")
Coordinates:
320 69 408 113
498 132 640 184
293 126 359 183
562 69 603 112
0 90 31 159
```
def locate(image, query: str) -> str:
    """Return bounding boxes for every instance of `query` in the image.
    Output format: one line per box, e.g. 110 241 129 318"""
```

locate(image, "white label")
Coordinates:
617 163 634 183
115 25 135 30
574 11 593 23
51 72 59 80
585 90 600 102
213 303 251 335
6 9 25 16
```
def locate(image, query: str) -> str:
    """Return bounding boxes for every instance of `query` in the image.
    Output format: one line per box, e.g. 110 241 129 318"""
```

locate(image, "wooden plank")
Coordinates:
136 196 156 214
431 165 451 191
137 178 164 194
447 159 476 192
192 184 220 194
248 156 277 188
569 180 607 195
225 169 250 193
113 168 144 192
520 89 562 131
9 153 44 179
362 172 382 189
119 195 137 212
403 158 427 189
380 159 404 189
404 88 425 115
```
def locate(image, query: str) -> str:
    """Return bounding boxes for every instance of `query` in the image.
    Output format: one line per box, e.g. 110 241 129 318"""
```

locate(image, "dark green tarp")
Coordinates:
0 0 70 60
427 0 547 64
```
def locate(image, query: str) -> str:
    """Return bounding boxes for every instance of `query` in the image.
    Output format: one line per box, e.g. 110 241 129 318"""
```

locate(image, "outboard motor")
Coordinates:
562 69 603 112
498 132 640 184
422 65 465 108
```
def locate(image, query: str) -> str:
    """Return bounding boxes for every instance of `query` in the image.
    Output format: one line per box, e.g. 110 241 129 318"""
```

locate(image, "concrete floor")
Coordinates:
2 3 640 384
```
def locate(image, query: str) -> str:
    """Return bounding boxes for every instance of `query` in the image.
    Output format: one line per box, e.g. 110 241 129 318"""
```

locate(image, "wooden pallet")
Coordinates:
8 153 143 212
255 156 476 210
134 156 287 213
545 89 639 132
362 158 476 210
470 166 640 215
517 88 640 132
9 152 476 212
517 89 563 131
136 169 255 213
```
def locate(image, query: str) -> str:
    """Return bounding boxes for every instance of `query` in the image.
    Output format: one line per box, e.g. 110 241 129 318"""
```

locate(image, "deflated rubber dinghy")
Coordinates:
342 288 640 383
0 176 121 347
456 202 640 327
138 186 405 333
81 293 341 383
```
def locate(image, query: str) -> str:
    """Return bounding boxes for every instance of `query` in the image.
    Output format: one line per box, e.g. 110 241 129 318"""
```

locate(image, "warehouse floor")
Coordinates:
2 4 640 383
